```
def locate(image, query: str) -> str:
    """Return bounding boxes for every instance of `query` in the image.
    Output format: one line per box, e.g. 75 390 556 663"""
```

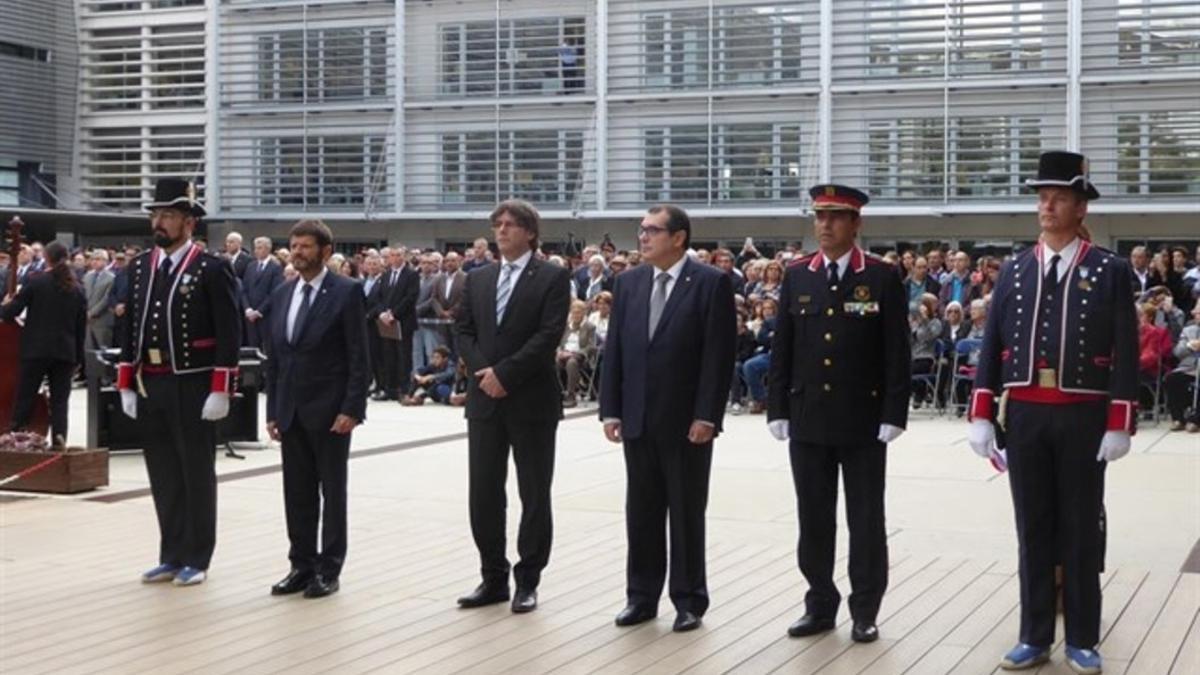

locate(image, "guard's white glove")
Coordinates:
767 419 789 441
877 424 904 444
967 420 995 458
200 392 231 421
120 389 138 419
1096 431 1131 463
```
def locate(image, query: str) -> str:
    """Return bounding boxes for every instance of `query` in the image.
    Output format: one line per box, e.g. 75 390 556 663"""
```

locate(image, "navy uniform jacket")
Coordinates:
116 243 241 394
599 257 737 442
265 273 370 433
767 246 911 446
969 240 1139 433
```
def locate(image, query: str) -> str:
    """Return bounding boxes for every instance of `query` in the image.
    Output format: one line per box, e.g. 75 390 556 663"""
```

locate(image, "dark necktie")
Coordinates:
827 260 840 291
292 284 312 344
159 256 174 284
1045 254 1062 288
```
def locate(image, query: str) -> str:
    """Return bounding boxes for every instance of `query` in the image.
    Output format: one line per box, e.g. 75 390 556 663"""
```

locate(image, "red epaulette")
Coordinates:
789 255 816 269
862 252 890 267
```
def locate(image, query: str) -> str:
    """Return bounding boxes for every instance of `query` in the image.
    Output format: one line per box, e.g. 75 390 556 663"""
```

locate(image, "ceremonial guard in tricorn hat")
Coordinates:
967 152 1137 674
766 184 911 644
116 177 241 586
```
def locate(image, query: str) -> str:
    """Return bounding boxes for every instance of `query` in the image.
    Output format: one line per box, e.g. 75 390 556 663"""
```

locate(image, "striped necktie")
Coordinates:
495 263 517 323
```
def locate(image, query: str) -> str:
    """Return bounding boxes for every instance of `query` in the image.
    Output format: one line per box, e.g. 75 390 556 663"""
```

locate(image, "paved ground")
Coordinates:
1 397 1197 674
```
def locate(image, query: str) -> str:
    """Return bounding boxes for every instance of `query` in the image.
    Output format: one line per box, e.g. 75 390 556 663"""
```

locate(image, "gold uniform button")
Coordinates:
826 308 835 316
824 333 833 342
871 390 878 397
823 384 832 392
823 358 832 367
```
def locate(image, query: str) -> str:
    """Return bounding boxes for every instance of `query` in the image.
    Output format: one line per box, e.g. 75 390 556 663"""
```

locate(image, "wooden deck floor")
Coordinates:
1 405 1197 674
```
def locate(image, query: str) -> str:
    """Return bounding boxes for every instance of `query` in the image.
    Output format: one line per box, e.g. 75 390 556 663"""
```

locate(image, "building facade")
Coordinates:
50 1 1200 252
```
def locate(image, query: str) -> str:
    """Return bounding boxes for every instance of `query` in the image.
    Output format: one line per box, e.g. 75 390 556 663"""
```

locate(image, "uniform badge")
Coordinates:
178 285 191 296
148 349 163 365
182 273 193 284
1078 279 1092 291
1078 267 1089 279
798 295 812 303
853 285 871 301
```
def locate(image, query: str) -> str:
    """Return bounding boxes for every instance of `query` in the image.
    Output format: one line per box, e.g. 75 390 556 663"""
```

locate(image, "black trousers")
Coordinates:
1006 399 1107 648
1165 370 1199 423
10 358 74 441
140 372 218 570
367 323 385 392
624 434 713 615
379 335 413 397
789 439 888 622
467 415 557 590
281 421 351 577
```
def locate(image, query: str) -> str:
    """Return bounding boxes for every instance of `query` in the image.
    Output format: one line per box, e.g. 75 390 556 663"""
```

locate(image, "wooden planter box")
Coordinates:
0 449 109 494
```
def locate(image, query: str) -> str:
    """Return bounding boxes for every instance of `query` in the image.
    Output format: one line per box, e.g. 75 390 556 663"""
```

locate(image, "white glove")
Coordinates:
1096 431 1131 463
767 419 789 441
120 389 138 419
967 420 995 458
877 424 904 444
200 393 231 421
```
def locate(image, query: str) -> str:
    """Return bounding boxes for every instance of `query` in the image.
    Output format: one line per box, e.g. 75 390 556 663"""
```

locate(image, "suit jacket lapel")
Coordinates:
650 257 698 344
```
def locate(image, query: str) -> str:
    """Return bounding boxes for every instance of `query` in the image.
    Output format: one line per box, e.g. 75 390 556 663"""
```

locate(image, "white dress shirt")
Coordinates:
155 240 193 277
498 250 534 286
1041 237 1080 283
821 249 854 281
286 266 328 343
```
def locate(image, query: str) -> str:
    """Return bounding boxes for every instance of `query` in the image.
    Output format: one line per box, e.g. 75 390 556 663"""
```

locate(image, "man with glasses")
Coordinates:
766 184 911 644
600 204 736 633
455 199 571 614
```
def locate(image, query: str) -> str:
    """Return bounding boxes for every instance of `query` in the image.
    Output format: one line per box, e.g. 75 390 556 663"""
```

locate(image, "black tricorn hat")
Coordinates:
1025 151 1100 201
143 177 206 217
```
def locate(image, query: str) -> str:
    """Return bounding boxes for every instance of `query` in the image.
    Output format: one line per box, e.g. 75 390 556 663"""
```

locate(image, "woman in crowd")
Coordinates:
587 291 612 347
741 260 764 298
910 292 942 408
339 258 361 279
758 260 784 302
0 241 87 446
935 301 969 407
1164 303 1200 432
557 299 595 408
741 297 778 415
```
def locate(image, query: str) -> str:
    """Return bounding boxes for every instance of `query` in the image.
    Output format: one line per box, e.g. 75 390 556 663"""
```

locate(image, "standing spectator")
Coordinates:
1168 246 1194 313
338 258 360 279
600 203 736 633
909 293 942 407
712 248 746 296
82 250 115 350
927 248 948 284
559 38 581 93
904 256 940 313
741 260 764 297
578 255 610 302
110 250 132 350
978 257 1002 299
1129 245 1152 295
939 251 980 308
431 251 467 351
0 241 86 445
71 252 88 282
241 236 284 350
455 199 571 614
900 249 915 277
224 231 251 279
374 247 419 401
557 299 595 408
608 255 629 278
1164 303 1200 431
264 220 369 599
413 253 441 373
361 253 386 396
461 237 492 272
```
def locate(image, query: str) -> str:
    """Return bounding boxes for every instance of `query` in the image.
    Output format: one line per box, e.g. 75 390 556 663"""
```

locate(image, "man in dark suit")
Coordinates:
375 247 418 401
766 185 911 644
264 220 369 599
360 253 387 395
224 231 252 279
241 236 284 349
455 199 571 614
431 250 467 352
599 204 737 633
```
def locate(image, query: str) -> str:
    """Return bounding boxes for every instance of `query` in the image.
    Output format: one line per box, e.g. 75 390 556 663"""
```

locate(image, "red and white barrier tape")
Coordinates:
0 453 65 488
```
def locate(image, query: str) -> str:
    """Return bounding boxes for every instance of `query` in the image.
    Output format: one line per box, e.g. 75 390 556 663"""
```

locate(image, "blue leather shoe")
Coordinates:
1000 643 1050 670
172 566 207 586
141 563 181 583
1065 646 1102 674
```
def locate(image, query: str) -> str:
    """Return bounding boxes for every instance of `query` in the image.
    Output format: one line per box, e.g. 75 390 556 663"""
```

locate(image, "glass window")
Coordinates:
1117 111 1200 195
439 129 583 206
440 17 587 97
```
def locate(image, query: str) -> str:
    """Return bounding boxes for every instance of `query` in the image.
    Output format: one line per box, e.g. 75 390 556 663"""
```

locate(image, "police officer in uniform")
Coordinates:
767 185 910 643
116 178 241 587
968 152 1137 674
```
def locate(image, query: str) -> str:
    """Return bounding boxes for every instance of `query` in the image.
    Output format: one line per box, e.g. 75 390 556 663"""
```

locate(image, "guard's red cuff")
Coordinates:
1107 400 1136 434
116 363 135 391
211 368 238 395
968 388 995 423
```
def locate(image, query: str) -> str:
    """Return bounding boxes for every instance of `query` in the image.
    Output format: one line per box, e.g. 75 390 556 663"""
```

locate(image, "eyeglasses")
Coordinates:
637 225 670 239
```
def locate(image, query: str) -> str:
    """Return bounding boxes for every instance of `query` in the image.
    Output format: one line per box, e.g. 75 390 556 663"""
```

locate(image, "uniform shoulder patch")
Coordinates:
789 254 816 269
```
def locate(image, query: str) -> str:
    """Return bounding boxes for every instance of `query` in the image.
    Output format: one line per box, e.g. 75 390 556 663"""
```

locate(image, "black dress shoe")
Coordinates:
271 569 314 596
614 604 658 627
457 582 510 608
787 614 836 638
303 574 339 598
673 611 702 632
511 588 538 613
851 622 879 643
